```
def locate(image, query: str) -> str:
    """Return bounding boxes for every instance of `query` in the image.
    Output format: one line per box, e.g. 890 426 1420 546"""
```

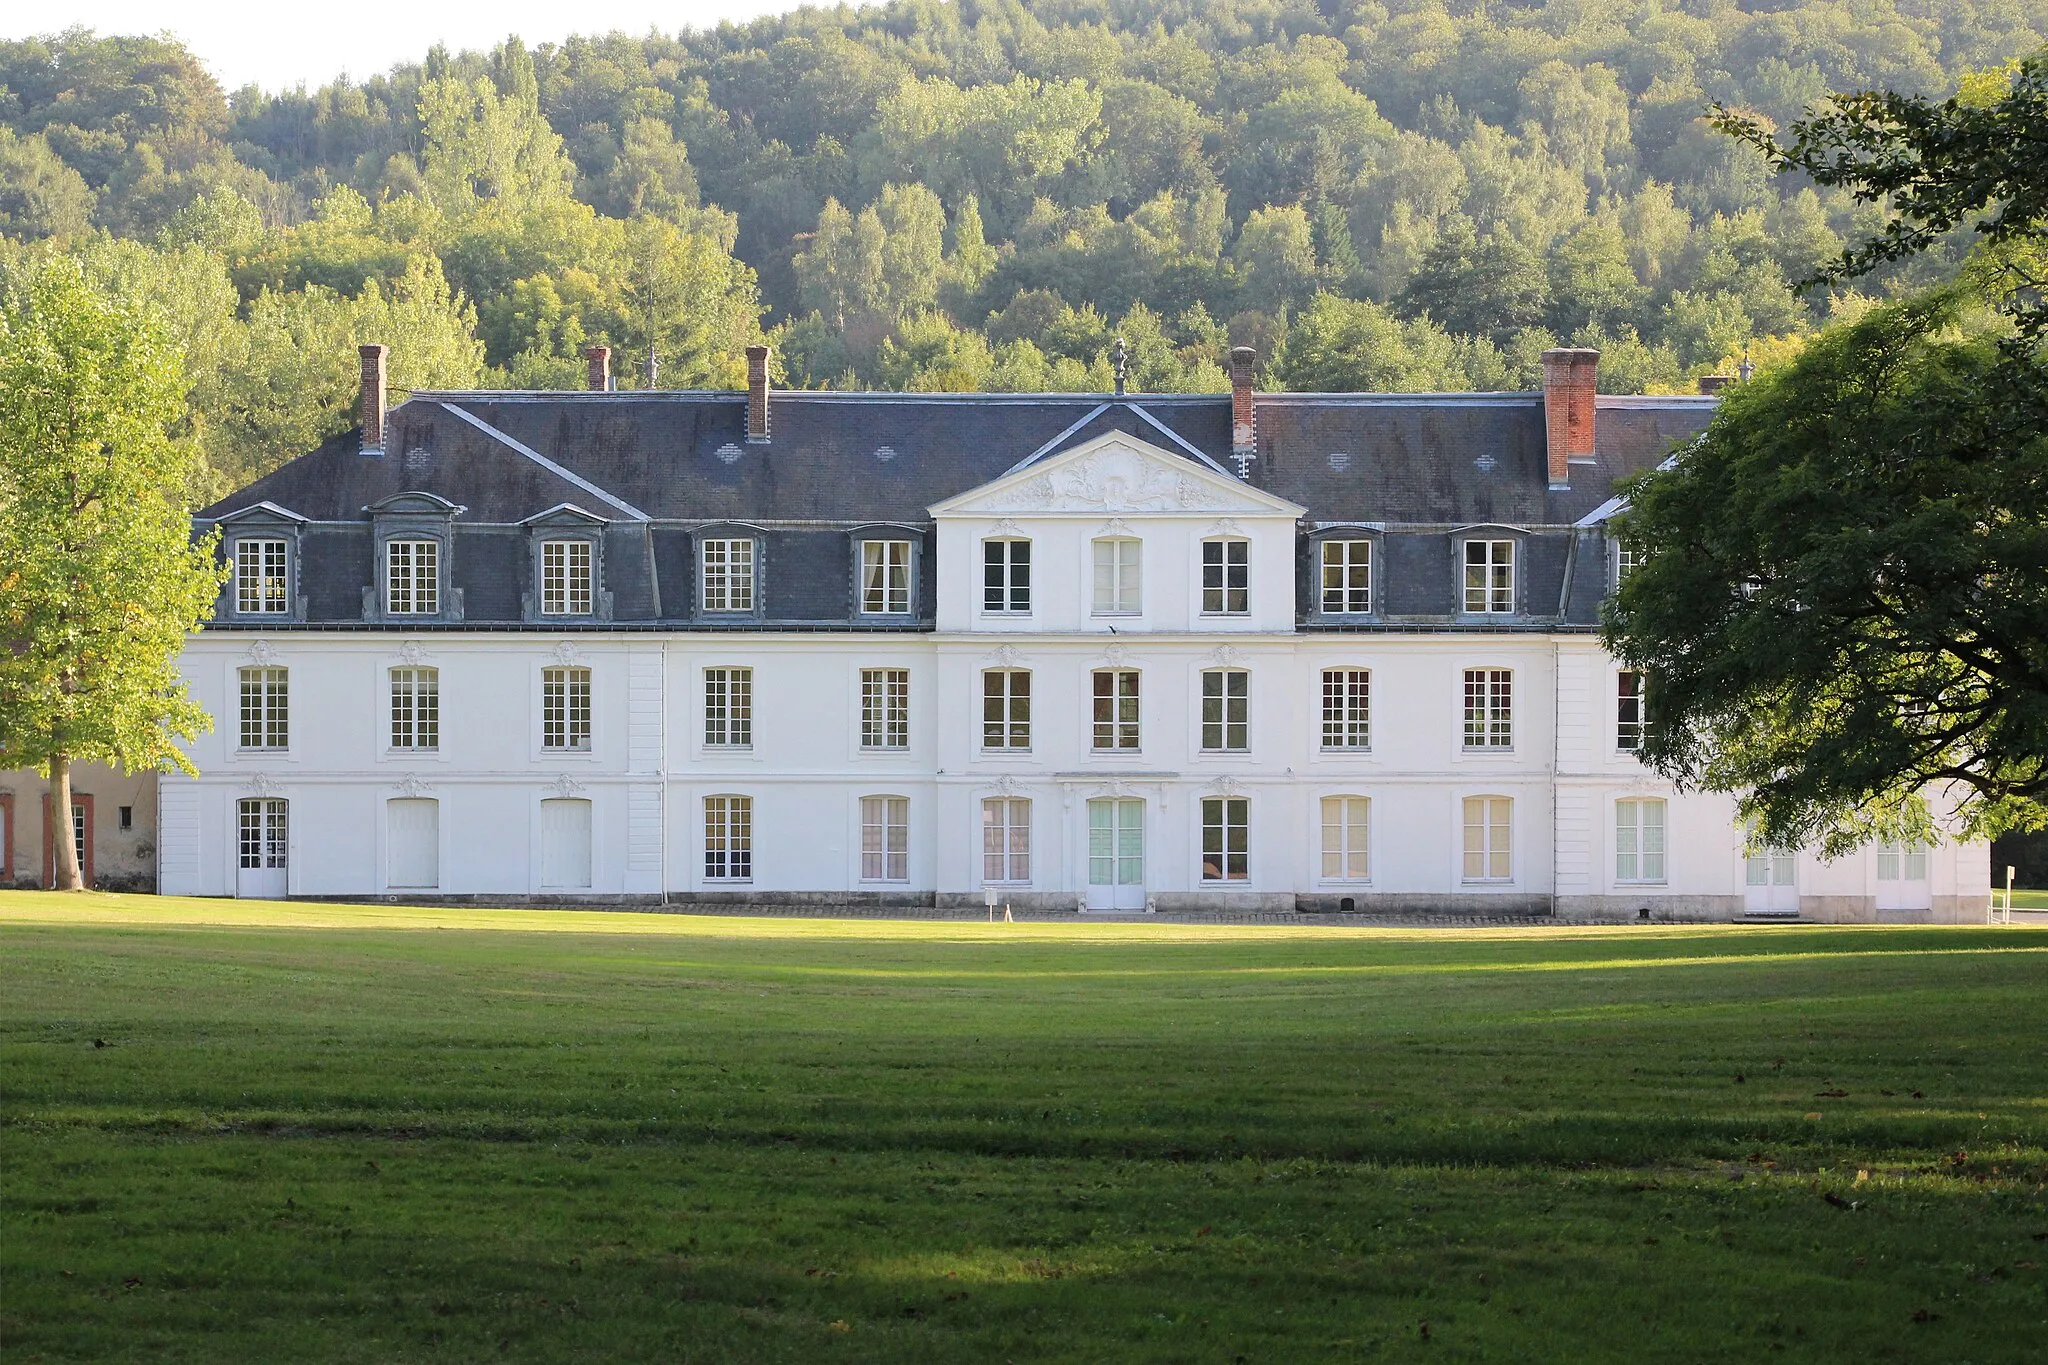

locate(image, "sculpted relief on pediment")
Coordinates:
987 445 1208 513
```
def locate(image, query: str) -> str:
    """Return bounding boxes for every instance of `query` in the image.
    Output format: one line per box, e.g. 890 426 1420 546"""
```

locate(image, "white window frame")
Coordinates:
860 539 913 615
1320 669 1370 750
1320 795 1371 882
389 666 439 751
541 665 592 752
235 537 290 615
982 538 1031 614
860 795 909 882
981 669 1030 751
1615 797 1667 884
1616 671 1646 753
704 667 752 749
1091 537 1141 616
1200 668 1250 752
1877 843 1929 882
238 666 289 751
1614 541 1643 590
237 797 288 870
703 794 752 881
700 537 756 614
1092 669 1140 751
1463 538 1515 615
860 668 910 750
540 538 593 616
1462 668 1513 750
981 797 1030 885
1201 538 1250 615
385 538 440 616
1200 796 1249 882
1319 539 1372 615
1462 795 1513 882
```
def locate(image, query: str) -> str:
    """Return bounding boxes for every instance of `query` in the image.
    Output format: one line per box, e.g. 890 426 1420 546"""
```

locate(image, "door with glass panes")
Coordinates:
1086 798 1145 910
1744 848 1798 914
236 798 288 899
1875 844 1931 911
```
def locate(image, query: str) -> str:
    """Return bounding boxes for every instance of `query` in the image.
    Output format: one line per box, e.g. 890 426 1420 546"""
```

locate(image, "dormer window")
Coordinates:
1463 539 1515 614
1320 540 1372 614
236 538 289 614
701 537 755 613
541 539 593 616
386 540 440 615
861 539 912 615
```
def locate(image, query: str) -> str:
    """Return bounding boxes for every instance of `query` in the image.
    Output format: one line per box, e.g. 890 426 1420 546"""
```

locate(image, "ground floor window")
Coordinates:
1201 797 1249 882
704 795 752 881
1462 796 1511 882
1320 796 1370 881
1615 797 1667 883
861 795 909 882
981 797 1030 884
1876 843 1929 881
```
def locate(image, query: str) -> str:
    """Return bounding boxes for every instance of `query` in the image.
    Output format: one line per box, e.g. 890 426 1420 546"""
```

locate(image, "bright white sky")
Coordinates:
8 0 804 93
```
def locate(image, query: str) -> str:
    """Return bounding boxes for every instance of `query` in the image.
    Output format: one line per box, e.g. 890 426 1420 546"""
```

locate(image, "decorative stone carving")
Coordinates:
989 517 1023 538
1208 776 1245 797
1099 643 1132 669
1208 645 1247 669
986 445 1207 513
246 640 278 666
244 773 280 796
1206 517 1244 537
550 640 583 666
545 774 585 798
985 775 1025 798
394 773 432 798
987 644 1023 669
1099 516 1133 538
396 641 427 667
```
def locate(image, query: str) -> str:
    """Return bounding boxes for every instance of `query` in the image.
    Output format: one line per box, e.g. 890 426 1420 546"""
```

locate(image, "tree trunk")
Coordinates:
51 753 83 891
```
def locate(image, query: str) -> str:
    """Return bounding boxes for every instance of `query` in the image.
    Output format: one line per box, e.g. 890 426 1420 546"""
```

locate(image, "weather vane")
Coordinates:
1111 336 1129 396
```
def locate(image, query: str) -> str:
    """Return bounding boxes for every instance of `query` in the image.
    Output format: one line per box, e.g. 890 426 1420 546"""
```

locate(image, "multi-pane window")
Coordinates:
542 666 592 750
705 667 752 747
982 797 1030 884
1201 669 1250 751
1463 539 1515 614
1877 843 1929 881
541 539 592 615
389 667 439 750
1463 669 1513 749
1201 796 1249 882
1092 538 1141 615
1614 543 1643 589
982 669 1030 750
1320 540 1372 614
983 539 1031 613
704 795 751 880
1320 669 1370 750
860 795 909 881
1616 671 1646 752
1615 798 1667 883
861 540 912 614
237 798 288 869
860 668 910 749
1320 796 1371 881
1462 796 1512 881
701 538 755 613
1202 538 1250 614
1092 670 1140 750
235 538 289 614
385 539 439 615
238 666 289 750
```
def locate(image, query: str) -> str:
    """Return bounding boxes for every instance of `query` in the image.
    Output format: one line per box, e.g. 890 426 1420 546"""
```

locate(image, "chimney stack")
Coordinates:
1696 374 1730 395
586 345 612 392
359 344 387 456
1228 345 1257 478
1539 347 1599 490
746 344 771 444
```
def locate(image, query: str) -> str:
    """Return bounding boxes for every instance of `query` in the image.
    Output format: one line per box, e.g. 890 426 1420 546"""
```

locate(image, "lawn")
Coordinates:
3 894 2045 1363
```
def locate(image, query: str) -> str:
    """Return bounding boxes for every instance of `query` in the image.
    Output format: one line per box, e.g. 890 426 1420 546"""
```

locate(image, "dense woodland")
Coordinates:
1 0 2041 491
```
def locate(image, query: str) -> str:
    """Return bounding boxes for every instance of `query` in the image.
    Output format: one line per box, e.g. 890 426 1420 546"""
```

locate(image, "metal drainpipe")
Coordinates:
659 637 669 908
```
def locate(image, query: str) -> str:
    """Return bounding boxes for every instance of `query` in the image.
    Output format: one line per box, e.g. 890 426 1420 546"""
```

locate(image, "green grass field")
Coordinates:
4 893 2045 1362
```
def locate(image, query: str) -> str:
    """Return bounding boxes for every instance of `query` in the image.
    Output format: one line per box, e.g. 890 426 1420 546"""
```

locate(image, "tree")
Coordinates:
0 256 225 889
1275 293 1465 392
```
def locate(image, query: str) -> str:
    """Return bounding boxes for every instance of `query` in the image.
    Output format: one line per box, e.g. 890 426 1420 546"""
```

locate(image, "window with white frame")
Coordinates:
982 669 1030 750
1463 669 1512 749
1320 540 1372 614
386 539 440 615
1877 843 1929 881
983 539 1030 613
1321 796 1370 881
238 666 288 750
700 538 755 613
1463 539 1514 614
235 538 289 614
542 666 591 750
1201 669 1250 751
860 795 909 880
704 795 751 880
541 539 593 615
1462 796 1512 882
238 797 288 870
1201 796 1249 882
860 668 909 749
1614 542 1643 589
1092 537 1141 615
982 797 1030 883
860 540 912 614
1201 538 1250 614
1616 671 1646 752
1092 669 1140 750
389 666 439 750
1320 669 1370 750
705 667 752 748
1615 797 1667 883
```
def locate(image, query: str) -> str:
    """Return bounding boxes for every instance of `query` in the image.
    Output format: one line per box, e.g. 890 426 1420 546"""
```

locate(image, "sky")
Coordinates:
5 0 804 92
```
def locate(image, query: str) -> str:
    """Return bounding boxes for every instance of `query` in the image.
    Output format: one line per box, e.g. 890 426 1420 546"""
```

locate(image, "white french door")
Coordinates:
387 798 440 889
1744 848 1798 914
1086 798 1145 911
235 798 288 899
1876 844 1931 911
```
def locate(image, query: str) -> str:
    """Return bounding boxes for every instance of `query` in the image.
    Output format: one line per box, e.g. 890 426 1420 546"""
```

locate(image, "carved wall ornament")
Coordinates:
396 641 427 667
1208 776 1245 797
989 517 1024 538
393 773 432 798
545 774 585 798
1100 779 1136 799
550 640 584 666
1208 645 1247 669
987 446 1209 514
246 639 278 666
1099 643 1132 669
987 644 1023 670
1099 516 1134 538
1206 517 1244 537
244 773 281 797
985 775 1026 798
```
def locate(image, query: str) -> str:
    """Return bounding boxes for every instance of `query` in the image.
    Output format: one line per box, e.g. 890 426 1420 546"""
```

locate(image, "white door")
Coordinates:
1086 798 1145 911
539 798 593 890
387 798 440 889
235 798 288 899
1745 848 1797 914
1876 844 1931 911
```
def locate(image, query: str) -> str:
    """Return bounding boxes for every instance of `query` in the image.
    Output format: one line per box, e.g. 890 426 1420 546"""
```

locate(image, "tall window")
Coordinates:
238 798 288 870
860 668 910 749
1201 797 1249 881
1616 671 1646 752
235 538 288 614
1201 669 1250 751
1615 798 1667 883
861 796 909 881
389 667 439 750
542 666 592 750
861 540 912 614
983 539 1031 613
1320 669 1370 750
982 669 1030 750
704 795 751 880
1462 796 1512 882
1614 543 1643 589
386 539 439 615
1092 670 1140 750
1320 540 1372 614
541 539 592 615
238 666 288 750
1463 539 1514 614
1463 669 1513 749
1321 796 1370 881
982 797 1030 884
1202 538 1250 614
1092 538 1141 615
700 538 755 613
705 667 752 747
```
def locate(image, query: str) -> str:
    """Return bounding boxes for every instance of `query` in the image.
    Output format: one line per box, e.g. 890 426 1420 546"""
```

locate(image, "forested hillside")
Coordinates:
2 0 2041 490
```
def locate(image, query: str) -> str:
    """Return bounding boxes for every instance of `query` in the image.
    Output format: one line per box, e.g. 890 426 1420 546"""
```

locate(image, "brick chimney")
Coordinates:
1228 345 1257 478
1539 347 1599 490
359 344 387 456
586 345 612 392
746 344 771 444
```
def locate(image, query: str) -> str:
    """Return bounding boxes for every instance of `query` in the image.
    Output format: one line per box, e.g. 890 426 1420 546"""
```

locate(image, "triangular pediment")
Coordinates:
214 500 309 526
929 433 1304 518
